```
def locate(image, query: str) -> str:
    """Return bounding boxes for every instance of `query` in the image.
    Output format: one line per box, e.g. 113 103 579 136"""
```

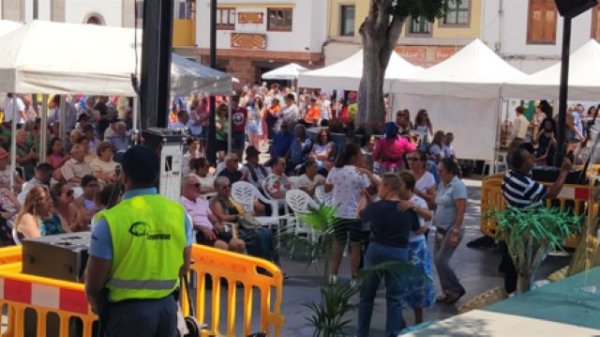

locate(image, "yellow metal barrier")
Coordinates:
480 173 598 248
0 244 285 337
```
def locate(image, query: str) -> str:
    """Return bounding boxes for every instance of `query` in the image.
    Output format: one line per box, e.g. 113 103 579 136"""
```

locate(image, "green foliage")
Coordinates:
392 0 454 21
303 283 357 337
301 203 340 234
488 206 583 291
489 206 582 253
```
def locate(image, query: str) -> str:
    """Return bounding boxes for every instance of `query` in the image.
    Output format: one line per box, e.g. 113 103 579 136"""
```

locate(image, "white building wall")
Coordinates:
196 0 327 53
23 0 52 21
64 0 122 26
481 0 594 73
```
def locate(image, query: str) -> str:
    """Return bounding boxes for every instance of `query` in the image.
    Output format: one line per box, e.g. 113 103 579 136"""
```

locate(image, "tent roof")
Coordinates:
502 39 600 100
392 39 526 98
0 20 22 36
0 20 232 96
298 49 423 91
261 63 308 80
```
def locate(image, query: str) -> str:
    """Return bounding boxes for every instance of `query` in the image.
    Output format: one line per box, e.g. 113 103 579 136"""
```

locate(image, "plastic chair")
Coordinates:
314 185 332 206
285 190 319 235
231 181 283 228
10 222 21 245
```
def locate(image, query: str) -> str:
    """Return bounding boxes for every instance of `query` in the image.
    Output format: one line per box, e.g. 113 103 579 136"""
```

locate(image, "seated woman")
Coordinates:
15 186 61 239
210 176 278 263
295 158 326 197
180 175 245 253
46 137 69 180
51 182 91 232
189 157 216 196
264 156 293 200
89 141 119 185
312 128 336 172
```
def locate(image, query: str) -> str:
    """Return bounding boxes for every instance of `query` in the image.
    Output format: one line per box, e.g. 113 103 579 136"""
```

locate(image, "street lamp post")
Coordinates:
207 0 218 164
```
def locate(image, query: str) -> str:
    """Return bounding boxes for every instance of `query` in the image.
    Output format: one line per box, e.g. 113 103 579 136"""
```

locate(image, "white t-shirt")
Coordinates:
326 165 370 219
409 195 428 242
295 174 326 191
320 100 331 120
3 96 26 124
415 171 436 197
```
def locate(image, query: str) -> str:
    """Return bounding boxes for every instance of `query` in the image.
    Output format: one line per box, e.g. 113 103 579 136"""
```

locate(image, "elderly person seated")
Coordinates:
217 153 247 184
242 145 270 189
90 141 119 185
264 156 293 200
61 144 94 184
106 121 130 160
295 158 326 197
210 176 277 263
15 129 38 180
15 186 62 239
189 158 216 196
180 176 245 253
18 163 53 205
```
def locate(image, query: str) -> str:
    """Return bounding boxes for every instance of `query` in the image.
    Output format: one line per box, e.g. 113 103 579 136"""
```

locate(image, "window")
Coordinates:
340 5 355 36
217 8 236 30
442 0 470 25
592 4 600 40
176 0 195 20
408 17 432 35
85 14 105 25
527 0 557 44
267 8 293 31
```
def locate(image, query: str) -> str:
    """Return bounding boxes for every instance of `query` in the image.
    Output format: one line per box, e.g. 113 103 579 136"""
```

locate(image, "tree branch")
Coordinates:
374 0 393 31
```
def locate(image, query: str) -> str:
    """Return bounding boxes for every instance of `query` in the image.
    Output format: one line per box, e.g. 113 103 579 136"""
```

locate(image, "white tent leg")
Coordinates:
133 96 140 144
40 94 48 163
9 98 17 191
59 96 66 142
227 97 232 155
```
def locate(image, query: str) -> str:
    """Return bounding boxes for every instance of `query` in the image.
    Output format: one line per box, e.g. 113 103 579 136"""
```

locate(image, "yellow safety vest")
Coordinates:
101 194 186 302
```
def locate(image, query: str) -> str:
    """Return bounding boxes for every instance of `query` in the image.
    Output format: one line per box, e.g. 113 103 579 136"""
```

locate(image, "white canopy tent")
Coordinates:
0 20 22 36
0 20 232 96
298 49 423 91
261 63 308 81
392 39 526 162
502 39 600 100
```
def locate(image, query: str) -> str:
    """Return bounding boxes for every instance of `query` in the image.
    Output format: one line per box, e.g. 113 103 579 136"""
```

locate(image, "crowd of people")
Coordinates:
0 84 471 337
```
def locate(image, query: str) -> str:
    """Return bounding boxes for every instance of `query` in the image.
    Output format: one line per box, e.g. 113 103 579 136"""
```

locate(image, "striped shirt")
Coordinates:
502 170 547 208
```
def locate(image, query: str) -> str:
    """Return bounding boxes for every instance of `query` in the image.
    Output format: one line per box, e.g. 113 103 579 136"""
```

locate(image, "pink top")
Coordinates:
47 153 66 169
372 137 416 170
180 196 213 229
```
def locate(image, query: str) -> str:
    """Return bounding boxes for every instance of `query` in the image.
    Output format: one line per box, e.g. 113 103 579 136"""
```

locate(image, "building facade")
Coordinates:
325 0 483 67
195 0 328 85
481 0 600 73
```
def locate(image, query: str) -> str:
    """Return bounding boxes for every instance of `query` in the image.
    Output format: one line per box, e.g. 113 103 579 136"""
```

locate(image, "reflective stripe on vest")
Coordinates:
102 194 186 302
107 278 178 290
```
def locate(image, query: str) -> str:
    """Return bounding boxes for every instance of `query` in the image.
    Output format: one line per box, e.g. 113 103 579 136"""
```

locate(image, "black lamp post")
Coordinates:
207 0 218 164
553 0 597 165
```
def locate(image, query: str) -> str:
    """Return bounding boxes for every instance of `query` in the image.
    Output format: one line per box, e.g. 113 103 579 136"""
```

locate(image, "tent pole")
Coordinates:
40 94 48 163
133 96 140 144
227 97 232 155
9 98 17 191
58 96 66 142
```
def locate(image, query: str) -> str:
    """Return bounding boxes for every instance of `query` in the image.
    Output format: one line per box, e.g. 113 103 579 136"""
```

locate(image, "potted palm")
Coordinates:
489 206 582 293
284 204 422 337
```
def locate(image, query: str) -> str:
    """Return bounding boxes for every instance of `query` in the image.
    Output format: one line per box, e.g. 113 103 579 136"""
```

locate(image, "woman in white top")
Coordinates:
325 143 379 283
398 171 435 325
296 158 326 196
89 142 118 185
407 150 436 211
413 109 433 151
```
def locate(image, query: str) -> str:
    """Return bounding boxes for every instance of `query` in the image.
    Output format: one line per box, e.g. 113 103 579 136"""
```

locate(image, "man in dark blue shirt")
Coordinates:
271 121 294 158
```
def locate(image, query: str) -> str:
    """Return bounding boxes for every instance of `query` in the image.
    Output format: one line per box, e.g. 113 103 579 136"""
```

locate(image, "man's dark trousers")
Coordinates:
105 295 177 337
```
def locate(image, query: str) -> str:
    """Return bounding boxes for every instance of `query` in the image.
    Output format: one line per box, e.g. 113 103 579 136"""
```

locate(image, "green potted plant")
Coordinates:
282 204 423 337
489 206 582 293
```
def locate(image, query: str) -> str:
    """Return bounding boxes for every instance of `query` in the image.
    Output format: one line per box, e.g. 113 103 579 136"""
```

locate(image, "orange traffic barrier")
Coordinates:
0 244 285 337
480 173 598 248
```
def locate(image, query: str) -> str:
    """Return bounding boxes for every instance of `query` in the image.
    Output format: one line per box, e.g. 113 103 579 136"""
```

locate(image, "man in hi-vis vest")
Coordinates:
85 145 192 337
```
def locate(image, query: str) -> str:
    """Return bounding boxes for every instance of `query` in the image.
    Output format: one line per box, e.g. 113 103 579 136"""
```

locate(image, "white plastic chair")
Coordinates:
9 221 21 245
285 189 320 243
314 185 332 206
231 181 283 228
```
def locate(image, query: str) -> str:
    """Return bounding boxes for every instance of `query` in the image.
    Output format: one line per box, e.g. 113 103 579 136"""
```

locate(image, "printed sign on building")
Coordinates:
231 33 267 49
238 12 264 24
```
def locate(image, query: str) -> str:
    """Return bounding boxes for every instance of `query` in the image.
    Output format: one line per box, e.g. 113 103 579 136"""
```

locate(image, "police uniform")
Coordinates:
89 187 192 337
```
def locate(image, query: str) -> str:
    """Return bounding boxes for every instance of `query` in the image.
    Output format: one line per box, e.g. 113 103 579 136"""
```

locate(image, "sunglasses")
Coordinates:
407 157 421 161
65 190 74 197
86 183 99 188
190 183 201 188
